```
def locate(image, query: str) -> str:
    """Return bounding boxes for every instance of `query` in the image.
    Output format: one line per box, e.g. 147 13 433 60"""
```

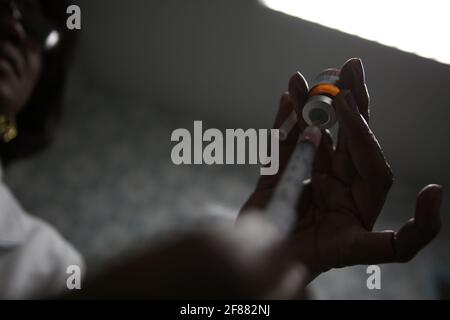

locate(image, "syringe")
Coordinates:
265 125 322 237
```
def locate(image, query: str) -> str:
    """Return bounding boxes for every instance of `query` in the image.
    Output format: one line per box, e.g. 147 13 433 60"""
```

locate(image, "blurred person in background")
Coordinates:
0 0 83 299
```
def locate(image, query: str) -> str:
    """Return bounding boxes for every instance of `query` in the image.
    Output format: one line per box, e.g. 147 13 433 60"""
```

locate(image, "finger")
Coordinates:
414 185 442 232
241 92 303 213
332 151 356 186
313 129 334 175
309 131 334 211
242 73 310 214
395 184 442 260
334 58 369 183
338 58 370 122
335 89 392 229
346 185 443 265
297 132 334 220
257 73 310 191
334 90 393 186
288 72 310 132
255 93 300 192
273 93 300 140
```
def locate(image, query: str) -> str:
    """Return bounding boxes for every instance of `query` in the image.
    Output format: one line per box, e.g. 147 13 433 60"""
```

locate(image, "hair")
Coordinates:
0 0 77 165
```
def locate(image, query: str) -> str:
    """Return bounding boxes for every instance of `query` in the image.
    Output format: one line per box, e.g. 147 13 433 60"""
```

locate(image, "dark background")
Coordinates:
5 0 450 299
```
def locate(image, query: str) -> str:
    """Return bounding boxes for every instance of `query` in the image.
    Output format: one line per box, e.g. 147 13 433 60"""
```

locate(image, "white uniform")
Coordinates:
0 168 84 300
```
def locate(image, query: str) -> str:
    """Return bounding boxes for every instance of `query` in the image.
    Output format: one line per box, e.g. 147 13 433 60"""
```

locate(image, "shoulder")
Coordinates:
0 181 84 299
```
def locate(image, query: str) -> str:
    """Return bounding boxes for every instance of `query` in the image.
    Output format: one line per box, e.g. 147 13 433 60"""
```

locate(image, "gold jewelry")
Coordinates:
0 114 18 143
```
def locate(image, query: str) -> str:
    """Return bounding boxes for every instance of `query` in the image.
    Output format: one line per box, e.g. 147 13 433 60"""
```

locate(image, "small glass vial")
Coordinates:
302 69 341 130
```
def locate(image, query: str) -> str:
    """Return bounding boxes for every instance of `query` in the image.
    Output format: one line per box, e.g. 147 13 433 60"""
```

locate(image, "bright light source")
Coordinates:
260 0 450 65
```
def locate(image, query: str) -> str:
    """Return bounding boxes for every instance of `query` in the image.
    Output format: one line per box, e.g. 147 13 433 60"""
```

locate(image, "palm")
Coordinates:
290 180 373 272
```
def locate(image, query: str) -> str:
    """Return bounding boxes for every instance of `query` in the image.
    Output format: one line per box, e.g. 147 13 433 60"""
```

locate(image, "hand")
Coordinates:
73 229 306 299
240 58 443 275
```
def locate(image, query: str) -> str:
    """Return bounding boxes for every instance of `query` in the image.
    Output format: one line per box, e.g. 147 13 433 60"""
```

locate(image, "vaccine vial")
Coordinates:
302 69 341 130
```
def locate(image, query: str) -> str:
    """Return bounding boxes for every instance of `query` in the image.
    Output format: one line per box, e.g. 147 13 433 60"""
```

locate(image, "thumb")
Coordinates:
350 184 443 265
394 184 443 261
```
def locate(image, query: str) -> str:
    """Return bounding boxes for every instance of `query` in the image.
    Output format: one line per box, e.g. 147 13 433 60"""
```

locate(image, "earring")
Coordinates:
0 114 18 143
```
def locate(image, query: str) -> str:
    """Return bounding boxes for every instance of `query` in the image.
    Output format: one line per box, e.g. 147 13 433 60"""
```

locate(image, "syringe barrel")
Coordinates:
265 141 316 236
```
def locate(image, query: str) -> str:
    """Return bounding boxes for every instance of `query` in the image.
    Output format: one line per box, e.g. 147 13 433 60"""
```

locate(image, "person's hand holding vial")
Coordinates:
240 58 443 279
